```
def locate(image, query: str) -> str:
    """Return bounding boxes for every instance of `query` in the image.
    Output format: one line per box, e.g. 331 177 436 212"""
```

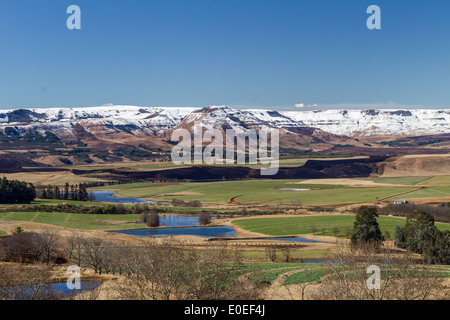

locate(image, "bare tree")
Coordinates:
65 232 87 267
32 229 62 265
291 200 302 214
281 245 291 262
111 239 265 300
265 245 277 263
83 237 107 275
191 240 262 300
285 269 316 300
311 241 446 300
332 226 340 238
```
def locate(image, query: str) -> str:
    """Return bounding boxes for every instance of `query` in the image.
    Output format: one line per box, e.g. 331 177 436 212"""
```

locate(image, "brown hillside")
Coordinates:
378 154 450 177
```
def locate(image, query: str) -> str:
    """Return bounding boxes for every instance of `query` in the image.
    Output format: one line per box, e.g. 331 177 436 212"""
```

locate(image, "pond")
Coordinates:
158 215 217 227
92 191 165 205
50 282 102 295
111 226 237 238
278 188 311 191
2 282 101 299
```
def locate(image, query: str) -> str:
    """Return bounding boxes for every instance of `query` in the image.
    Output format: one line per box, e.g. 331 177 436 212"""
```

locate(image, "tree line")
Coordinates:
379 203 450 223
0 177 36 204
38 183 93 201
351 205 449 265
394 209 450 265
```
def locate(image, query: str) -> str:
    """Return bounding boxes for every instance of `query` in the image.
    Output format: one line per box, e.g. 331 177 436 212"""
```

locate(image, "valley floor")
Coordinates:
1 155 449 300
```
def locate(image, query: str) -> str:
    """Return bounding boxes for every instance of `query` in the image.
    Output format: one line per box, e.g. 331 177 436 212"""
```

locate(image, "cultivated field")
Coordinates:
231 215 450 238
90 176 450 207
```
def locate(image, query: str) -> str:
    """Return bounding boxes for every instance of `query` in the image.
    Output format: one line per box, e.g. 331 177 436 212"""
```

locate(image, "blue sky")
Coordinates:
0 0 449 110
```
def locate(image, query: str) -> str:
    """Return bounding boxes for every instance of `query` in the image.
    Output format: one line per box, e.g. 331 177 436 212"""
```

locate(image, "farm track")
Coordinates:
31 212 40 222
0 212 13 220
377 187 427 201
62 213 72 227
272 268 308 286
228 195 244 205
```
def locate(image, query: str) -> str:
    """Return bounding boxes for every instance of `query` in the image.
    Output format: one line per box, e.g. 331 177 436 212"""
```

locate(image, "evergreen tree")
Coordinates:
0 177 36 204
395 209 449 264
46 185 54 199
54 186 61 200
351 206 384 247
64 182 70 200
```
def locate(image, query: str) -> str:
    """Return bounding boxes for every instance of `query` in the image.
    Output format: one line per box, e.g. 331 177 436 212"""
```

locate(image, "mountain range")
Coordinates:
1 105 449 137
0 105 449 167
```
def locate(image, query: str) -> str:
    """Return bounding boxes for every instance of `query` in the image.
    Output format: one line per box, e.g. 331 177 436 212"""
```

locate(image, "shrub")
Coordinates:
146 212 160 227
199 214 211 225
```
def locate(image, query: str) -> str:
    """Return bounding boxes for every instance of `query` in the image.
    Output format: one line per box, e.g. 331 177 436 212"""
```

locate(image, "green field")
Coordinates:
241 262 450 285
419 176 450 187
92 180 418 205
239 249 329 260
0 199 108 207
232 215 450 237
369 177 435 185
0 212 143 230
393 186 450 200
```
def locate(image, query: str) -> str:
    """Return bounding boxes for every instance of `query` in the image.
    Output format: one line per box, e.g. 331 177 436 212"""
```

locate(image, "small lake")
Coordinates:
158 215 217 227
111 226 237 238
3 282 101 299
50 282 101 295
93 191 164 205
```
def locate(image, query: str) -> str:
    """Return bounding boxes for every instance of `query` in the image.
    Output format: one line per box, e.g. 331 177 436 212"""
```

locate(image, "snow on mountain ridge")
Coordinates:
281 109 450 136
0 105 449 137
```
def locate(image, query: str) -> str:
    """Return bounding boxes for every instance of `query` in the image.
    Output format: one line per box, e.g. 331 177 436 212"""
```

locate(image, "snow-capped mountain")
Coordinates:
281 109 450 136
0 106 196 138
174 106 306 133
0 105 449 138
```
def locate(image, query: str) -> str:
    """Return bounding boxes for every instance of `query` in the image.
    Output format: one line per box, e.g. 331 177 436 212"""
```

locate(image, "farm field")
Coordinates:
232 215 450 238
418 175 450 187
239 249 329 260
22 159 308 173
92 180 421 206
393 186 450 200
3 209 448 238
369 177 435 185
0 211 143 230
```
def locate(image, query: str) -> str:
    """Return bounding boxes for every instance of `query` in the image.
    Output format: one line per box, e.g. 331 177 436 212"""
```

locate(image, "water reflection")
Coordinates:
93 191 161 204
111 226 236 238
